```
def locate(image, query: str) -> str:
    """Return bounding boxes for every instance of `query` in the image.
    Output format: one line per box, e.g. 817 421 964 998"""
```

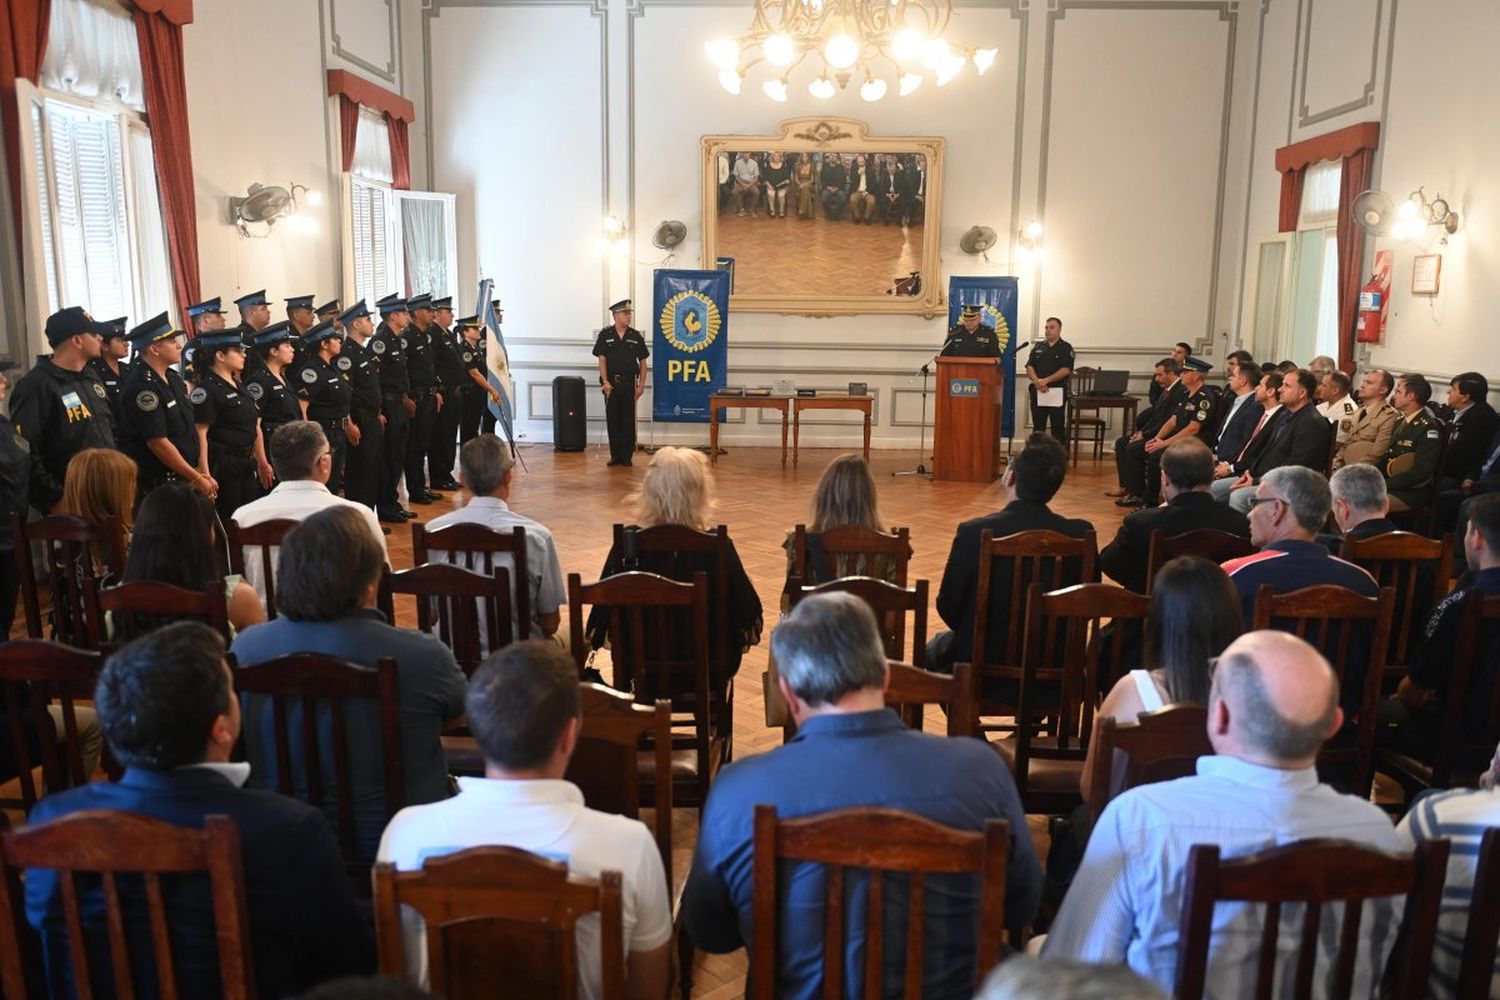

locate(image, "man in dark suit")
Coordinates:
1225 369 1332 513
930 434 1094 673
1100 439 1249 593
1108 358 1183 499
24 623 374 998
1211 358 1262 469
1441 373 1499 489
1210 371 1286 502
1445 426 1500 575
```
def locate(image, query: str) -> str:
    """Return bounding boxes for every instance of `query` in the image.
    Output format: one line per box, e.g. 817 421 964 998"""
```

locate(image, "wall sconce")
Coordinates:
228 182 320 238
600 214 629 255
1016 219 1044 262
1391 186 1460 243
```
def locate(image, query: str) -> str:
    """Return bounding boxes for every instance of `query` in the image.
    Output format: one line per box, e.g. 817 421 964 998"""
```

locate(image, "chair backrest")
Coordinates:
413 521 534 643
1458 826 1500 1000
750 805 1008 1000
11 512 125 646
0 641 104 811
971 529 1098 671
372 846 625 1000
1430 593 1500 789
1341 531 1452 668
1088 705 1212 825
225 518 300 620
84 578 231 656
884 661 974 737
789 576 929 666
791 524 912 587
379 563 513 676
0 811 256 1000
1252 585 1394 796
231 654 403 867
612 523 730 673
1144 529 1257 595
563 683 673 875
1070 365 1098 396
1174 838 1450 1000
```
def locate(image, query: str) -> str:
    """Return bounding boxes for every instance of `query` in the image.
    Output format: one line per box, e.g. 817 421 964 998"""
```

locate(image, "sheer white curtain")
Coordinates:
127 126 173 319
400 197 447 296
352 108 393 183
41 0 144 111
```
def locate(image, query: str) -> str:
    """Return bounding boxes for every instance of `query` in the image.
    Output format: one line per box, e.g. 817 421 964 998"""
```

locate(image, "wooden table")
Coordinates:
708 394 790 466
1068 394 1139 464
792 394 874 466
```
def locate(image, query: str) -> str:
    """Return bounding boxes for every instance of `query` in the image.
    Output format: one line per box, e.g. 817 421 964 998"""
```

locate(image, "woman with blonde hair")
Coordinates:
782 454 902 600
584 446 762 688
58 448 137 573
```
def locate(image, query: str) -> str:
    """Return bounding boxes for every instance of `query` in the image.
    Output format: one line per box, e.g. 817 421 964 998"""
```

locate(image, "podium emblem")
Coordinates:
949 379 980 397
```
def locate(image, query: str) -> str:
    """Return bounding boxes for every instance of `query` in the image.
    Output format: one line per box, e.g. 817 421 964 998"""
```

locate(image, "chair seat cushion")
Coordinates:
638 739 726 780
991 737 1086 793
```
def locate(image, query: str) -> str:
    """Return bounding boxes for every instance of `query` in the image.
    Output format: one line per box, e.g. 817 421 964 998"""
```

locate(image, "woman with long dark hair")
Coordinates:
192 332 273 519
244 323 302 458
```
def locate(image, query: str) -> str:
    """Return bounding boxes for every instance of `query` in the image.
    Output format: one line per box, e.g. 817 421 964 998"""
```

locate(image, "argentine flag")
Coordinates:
476 278 515 449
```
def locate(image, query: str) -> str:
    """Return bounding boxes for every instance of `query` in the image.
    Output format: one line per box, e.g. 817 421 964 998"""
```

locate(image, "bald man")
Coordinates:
1045 631 1401 996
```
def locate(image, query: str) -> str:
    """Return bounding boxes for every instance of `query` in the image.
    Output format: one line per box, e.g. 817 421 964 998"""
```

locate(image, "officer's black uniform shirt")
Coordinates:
1167 386 1216 438
342 337 383 413
461 339 484 381
432 326 466 392
244 368 300 439
939 323 1001 358
118 362 198 473
1026 338 1076 397
592 326 649 384
86 357 126 410
406 324 435 392
8 358 117 509
191 372 258 451
372 323 409 397
294 355 352 423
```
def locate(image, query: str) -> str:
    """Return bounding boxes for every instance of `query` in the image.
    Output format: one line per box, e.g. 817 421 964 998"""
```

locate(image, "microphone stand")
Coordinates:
893 360 934 478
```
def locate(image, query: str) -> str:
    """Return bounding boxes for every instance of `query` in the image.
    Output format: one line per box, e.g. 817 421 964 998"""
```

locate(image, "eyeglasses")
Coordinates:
1247 495 1284 511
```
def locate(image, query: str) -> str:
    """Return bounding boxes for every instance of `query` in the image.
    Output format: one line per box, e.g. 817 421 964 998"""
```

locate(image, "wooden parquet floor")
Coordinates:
713 209 925 298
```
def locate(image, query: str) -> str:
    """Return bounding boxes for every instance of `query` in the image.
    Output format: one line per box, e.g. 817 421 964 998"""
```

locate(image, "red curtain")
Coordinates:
1277 166 1305 234
1336 147 1375 373
386 111 410 190
135 7 200 326
338 93 360 173
1 0 51 254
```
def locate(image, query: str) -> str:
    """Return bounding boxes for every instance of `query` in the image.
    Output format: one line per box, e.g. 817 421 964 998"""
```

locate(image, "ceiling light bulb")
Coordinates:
763 78 789 102
859 77 888 102
973 47 999 75
717 69 742 95
898 72 923 96
922 39 951 70
764 33 796 67
890 28 924 62
809 76 837 99
825 32 859 69
1025 220 1043 240
706 39 739 71
935 53 966 86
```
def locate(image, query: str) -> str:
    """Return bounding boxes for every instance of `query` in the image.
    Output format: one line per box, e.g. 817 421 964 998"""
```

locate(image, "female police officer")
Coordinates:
292 320 353 493
246 323 302 454
192 329 273 519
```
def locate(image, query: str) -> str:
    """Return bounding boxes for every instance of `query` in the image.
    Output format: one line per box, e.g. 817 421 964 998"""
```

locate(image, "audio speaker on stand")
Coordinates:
552 376 587 452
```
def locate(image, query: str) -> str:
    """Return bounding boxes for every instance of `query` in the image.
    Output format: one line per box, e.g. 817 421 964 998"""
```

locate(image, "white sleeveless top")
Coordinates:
1129 669 1167 712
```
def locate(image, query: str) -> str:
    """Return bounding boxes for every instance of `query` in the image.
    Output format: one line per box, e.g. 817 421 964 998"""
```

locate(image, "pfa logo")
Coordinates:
659 290 721 354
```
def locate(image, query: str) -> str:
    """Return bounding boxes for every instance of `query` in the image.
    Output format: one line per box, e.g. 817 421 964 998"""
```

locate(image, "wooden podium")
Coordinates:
932 357 1004 482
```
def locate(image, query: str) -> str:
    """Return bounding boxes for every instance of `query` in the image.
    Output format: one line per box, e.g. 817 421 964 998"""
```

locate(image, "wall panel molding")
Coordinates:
330 0 402 85
1295 0 1382 128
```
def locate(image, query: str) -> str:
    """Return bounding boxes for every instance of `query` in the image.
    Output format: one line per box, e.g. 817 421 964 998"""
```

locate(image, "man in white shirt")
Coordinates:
424 434 565 645
230 420 387 604
1316 370 1360 444
378 641 673 1000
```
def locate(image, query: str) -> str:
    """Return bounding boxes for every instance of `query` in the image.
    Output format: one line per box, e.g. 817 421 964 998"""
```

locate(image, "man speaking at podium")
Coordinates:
940 304 1001 358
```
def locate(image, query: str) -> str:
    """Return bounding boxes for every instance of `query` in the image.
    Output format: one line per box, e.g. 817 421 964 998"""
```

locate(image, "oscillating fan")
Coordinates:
1351 190 1397 237
960 225 999 261
229 183 296 237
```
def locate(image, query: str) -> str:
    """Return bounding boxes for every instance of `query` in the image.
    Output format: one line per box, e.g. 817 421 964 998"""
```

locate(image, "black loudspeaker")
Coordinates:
552 376 587 452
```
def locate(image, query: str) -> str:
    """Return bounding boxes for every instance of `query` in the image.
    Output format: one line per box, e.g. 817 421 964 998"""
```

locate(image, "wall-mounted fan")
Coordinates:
652 220 687 251
1351 190 1396 237
960 225 999 262
229 182 316 238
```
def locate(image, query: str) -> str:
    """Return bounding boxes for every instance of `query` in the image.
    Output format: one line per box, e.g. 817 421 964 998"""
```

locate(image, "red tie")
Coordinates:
1236 411 1271 463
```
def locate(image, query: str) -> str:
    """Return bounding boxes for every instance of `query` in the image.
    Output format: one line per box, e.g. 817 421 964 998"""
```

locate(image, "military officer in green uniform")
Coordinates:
1384 372 1444 511
592 299 649 467
939 304 1001 357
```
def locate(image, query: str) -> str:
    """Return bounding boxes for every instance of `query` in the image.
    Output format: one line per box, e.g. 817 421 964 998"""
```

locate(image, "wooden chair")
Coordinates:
1067 366 1108 463
968 529 1098 736
790 524 912 586
1252 584 1395 798
568 571 722 811
226 517 301 620
1144 528 1257 594
11 512 125 647
1458 826 1500 1000
749 805 1009 999
995 582 1151 815
379 563 514 676
1087 705 1212 825
413 521 534 644
83 578 231 655
231 654 404 870
1342 531 1452 676
0 811 256 1000
1174 838 1449 1000
886 661 975 737
789 576 929 666
1388 422 1452 536
373 846 625 1000
0 641 104 813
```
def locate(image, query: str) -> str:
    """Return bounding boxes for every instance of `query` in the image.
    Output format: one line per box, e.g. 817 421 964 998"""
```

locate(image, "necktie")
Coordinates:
1237 410 1270 463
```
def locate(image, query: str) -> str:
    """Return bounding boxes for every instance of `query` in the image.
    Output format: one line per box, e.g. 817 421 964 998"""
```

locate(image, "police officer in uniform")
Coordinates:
8 307 117 512
87 316 130 423
245 323 302 450
402 294 441 502
1384 373 1444 512
1121 356 1218 508
117 314 213 501
339 301 387 514
939 304 1001 357
232 290 271 342
457 315 501 444
372 295 415 520
293 320 354 494
1025 315 1075 442
317 299 343 334
593 299 649 467
192 329 272 519
428 295 465 490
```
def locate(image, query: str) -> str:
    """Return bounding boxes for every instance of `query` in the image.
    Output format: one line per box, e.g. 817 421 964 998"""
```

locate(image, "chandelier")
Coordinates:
706 0 997 103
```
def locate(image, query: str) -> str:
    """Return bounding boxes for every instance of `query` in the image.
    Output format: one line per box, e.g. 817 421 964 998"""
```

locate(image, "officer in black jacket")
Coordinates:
86 316 130 424
0 359 48 638
371 295 414 519
8 307 117 512
116 314 212 501
593 299 649 466
428 296 466 490
293 321 353 494
939 304 1001 357
244 323 302 450
191 329 270 520
403 294 441 502
339 301 386 514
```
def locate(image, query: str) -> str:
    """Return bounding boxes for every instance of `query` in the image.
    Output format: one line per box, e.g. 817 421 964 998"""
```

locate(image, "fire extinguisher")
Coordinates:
1356 273 1383 343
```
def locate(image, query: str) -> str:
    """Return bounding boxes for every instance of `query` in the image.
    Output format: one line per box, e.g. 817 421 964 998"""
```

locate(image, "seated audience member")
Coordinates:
1099 439 1249 594
1221 465 1379 625
1395 736 1500 999
1209 358 1261 471
1117 358 1217 509
682 593 1042 998
931 433 1093 673
584 446 762 690
1328 463 1397 545
378 641 671 1000
231 506 467 860
1384 373 1443 512
1109 360 1182 500
730 151 760 216
1332 369 1399 470
1307 354 1337 380
57 446 137 570
1442 372 1498 489
24 622 373 997
1044 631 1402 994
819 153 850 219
1222 369 1331 514
1208 372 1284 501
1316 370 1359 444
231 421 387 604
122 483 265 633
975 956 1168 1000
1445 428 1500 571
781 453 900 603
1378 494 1500 761
423 434 564 643
1276 360 1299 374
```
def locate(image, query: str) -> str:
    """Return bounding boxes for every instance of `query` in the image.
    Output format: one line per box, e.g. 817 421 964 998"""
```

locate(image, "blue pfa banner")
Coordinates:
948 275 1021 438
652 269 730 422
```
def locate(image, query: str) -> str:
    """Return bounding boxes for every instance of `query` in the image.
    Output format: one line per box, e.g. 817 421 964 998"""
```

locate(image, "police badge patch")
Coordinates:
91 382 107 399
189 387 208 404
135 391 159 413
301 368 319 384
462 352 473 363
372 340 387 355
336 356 352 371
246 382 265 400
